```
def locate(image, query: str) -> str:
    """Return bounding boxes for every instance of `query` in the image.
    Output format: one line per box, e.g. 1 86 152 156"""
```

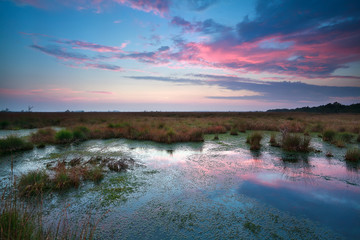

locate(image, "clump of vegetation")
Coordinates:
55 129 73 143
72 126 90 141
52 162 80 190
269 133 280 147
0 202 44 239
345 148 360 162
322 130 336 142
281 133 311 152
243 221 261 234
337 132 353 143
246 132 263 150
326 151 334 158
30 127 56 145
0 135 33 154
84 167 104 182
230 128 238 136
17 170 50 197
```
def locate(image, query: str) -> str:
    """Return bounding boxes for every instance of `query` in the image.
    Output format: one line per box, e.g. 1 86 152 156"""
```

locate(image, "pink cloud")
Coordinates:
87 91 114 94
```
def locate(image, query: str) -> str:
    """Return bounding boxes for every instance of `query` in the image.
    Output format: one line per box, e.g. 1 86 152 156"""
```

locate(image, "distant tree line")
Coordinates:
267 102 360 113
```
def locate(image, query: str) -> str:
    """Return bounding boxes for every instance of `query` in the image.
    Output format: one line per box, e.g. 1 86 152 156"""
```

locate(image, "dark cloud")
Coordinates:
158 46 170 51
126 74 360 102
86 63 122 71
31 44 90 61
236 0 360 42
171 16 232 34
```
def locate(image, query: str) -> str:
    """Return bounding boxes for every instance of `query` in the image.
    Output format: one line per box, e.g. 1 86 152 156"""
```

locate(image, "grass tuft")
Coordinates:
281 133 311 152
246 132 263 150
345 148 360 162
0 135 33 154
55 129 73 143
17 170 50 197
31 127 56 145
322 130 336 142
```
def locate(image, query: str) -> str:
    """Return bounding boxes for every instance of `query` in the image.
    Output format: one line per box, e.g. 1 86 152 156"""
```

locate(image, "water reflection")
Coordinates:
238 172 360 239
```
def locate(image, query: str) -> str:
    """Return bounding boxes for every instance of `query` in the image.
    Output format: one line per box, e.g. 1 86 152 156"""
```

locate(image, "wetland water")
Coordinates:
0 130 359 239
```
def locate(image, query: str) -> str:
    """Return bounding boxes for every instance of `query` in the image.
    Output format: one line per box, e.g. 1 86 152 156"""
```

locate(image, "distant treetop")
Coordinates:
267 102 360 113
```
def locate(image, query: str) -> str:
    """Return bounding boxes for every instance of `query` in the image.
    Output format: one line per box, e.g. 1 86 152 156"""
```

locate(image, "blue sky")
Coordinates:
1 0 359 111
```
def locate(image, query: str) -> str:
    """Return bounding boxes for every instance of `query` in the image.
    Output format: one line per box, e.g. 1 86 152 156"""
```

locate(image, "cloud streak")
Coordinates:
126 74 360 103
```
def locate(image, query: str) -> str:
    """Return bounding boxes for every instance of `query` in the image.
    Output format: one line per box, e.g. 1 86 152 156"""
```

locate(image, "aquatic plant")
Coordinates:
0 202 44 239
345 148 360 162
84 167 104 182
230 128 238 136
17 170 50 197
52 162 80 190
269 133 280 147
30 127 56 144
337 132 353 143
322 130 336 142
246 132 263 150
55 129 73 143
281 133 311 152
0 135 33 154
243 221 261 234
72 126 90 141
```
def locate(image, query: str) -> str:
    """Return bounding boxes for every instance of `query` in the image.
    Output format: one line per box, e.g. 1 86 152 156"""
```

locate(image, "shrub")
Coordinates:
17 170 50 197
246 132 262 150
345 148 360 162
322 130 336 142
55 130 73 143
357 134 360 142
281 133 311 152
30 127 56 144
0 135 33 154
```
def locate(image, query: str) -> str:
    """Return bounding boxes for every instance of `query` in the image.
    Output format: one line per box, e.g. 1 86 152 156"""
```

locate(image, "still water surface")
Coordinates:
0 131 359 239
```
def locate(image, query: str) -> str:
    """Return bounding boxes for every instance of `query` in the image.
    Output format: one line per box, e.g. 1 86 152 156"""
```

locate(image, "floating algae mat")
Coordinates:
1 130 359 239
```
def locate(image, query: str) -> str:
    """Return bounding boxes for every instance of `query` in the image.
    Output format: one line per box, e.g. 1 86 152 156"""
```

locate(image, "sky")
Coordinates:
0 0 360 112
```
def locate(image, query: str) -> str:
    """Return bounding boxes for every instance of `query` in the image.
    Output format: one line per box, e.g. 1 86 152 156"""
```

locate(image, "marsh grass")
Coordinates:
17 170 50 197
30 128 56 145
281 133 311 152
345 148 360 162
55 130 73 143
246 132 263 150
72 126 90 141
1 189 102 240
269 133 280 147
322 130 336 142
0 135 33 154
83 167 104 182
